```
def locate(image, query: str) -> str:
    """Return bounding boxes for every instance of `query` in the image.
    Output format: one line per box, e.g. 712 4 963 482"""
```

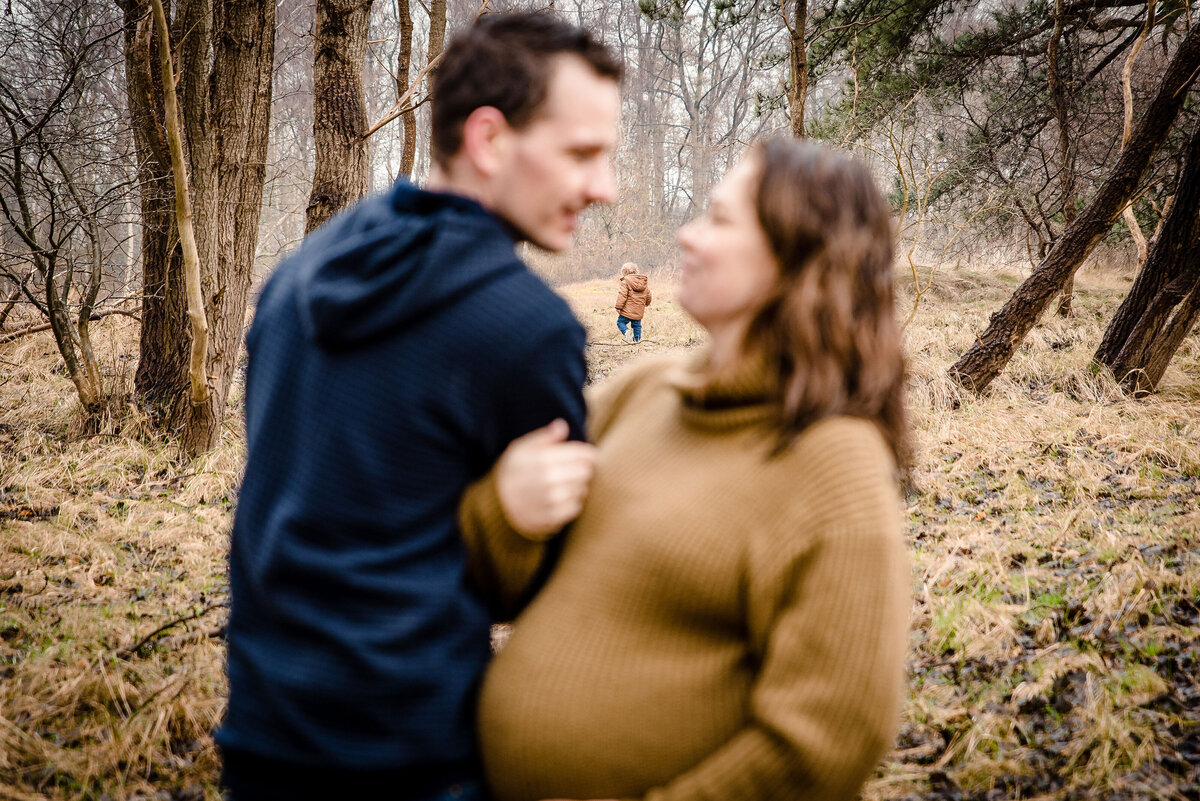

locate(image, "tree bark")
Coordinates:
151 0 210 416
1096 123 1200 367
428 0 447 66
121 0 275 454
641 14 667 217
0 278 22 331
1118 0 1156 269
1138 274 1200 391
306 0 374 233
189 0 277 453
122 0 192 420
54 153 107 407
421 0 447 173
176 0 216 274
947 22 1200 393
1096 118 1200 394
786 0 807 138
397 0 416 178
1048 0 1077 316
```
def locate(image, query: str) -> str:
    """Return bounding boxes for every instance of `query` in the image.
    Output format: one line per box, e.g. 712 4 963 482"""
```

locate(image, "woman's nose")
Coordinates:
677 220 696 248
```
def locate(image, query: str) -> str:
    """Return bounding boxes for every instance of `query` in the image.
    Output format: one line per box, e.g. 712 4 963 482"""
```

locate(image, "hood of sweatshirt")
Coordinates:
623 273 648 292
290 180 517 347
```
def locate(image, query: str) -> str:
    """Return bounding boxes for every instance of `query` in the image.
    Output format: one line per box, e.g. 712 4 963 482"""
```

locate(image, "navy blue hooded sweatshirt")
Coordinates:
217 181 587 780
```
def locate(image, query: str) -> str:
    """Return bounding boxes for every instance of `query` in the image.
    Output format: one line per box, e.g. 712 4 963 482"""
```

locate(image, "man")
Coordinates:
217 13 622 800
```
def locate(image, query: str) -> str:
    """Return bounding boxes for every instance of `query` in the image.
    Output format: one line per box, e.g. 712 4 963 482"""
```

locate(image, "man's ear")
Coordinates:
460 106 510 179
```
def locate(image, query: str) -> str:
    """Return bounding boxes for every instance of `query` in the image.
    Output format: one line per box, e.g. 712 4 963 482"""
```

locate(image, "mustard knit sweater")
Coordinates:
460 351 911 801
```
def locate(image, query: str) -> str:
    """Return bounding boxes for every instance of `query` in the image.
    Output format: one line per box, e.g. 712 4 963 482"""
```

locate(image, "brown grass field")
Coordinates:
1 262 1198 801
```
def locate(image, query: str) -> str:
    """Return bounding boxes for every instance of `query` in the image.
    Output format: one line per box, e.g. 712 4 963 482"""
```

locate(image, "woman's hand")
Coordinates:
496 418 596 538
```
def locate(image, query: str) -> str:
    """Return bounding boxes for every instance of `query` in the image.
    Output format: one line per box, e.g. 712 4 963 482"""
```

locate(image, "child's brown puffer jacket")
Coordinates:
616 273 652 320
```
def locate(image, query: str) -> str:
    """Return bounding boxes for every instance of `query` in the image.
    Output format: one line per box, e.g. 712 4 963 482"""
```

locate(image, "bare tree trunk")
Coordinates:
1047 0 1076 316
421 0 447 172
122 0 275 454
45 267 99 409
626 11 663 221
672 20 707 214
1119 0 1156 269
151 0 210 420
428 0 447 66
785 0 806 138
176 0 216 275
122 0 192 420
644 16 668 217
56 156 107 404
1096 118 1200 393
690 118 713 212
306 0 374 233
650 118 665 216
190 0 277 453
1138 277 1200 390
0 105 105 414
0 272 28 331
947 22 1200 393
397 0 416 178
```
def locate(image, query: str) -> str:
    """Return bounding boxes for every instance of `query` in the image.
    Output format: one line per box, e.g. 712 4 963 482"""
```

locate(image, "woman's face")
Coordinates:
676 157 779 334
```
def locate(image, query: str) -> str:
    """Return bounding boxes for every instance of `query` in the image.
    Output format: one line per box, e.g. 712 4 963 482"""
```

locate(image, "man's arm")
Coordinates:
488 319 587 444
464 318 589 617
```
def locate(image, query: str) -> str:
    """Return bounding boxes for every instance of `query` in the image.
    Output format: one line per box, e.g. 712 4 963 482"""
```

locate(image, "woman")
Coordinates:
615 262 652 343
460 138 912 801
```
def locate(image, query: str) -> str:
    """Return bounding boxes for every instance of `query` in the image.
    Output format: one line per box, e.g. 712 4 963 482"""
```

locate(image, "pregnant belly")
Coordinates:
478 632 752 801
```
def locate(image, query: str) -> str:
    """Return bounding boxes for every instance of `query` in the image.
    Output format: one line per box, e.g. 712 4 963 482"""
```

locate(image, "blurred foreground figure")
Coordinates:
465 138 913 801
218 13 621 801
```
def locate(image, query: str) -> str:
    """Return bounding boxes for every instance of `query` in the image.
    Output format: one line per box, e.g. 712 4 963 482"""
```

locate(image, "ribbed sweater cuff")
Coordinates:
460 471 555 544
459 472 550 618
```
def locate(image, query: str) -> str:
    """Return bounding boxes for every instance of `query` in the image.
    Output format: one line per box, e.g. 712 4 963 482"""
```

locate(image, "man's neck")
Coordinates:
424 163 525 244
425 163 491 208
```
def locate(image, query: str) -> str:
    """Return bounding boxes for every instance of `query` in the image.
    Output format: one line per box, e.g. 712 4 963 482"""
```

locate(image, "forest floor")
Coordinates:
0 262 1198 801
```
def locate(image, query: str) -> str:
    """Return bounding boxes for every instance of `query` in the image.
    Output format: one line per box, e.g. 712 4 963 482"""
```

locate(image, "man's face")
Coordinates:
489 56 621 253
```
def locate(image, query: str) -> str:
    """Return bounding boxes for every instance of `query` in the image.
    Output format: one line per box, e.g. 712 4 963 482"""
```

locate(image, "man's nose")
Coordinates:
586 160 618 205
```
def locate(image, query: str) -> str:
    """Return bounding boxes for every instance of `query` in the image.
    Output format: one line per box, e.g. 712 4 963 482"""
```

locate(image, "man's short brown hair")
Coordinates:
430 11 623 167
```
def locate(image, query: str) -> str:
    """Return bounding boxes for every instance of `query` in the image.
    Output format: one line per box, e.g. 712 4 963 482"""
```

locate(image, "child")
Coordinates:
615 262 652 343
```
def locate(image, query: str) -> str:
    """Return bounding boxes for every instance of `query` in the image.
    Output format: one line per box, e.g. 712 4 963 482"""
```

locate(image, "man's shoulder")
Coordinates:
463 254 579 327
497 275 584 351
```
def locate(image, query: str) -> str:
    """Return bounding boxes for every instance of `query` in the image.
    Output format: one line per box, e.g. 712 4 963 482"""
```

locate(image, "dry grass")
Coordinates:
1 318 239 801
1 263 1198 800
877 263 1200 801
555 275 705 382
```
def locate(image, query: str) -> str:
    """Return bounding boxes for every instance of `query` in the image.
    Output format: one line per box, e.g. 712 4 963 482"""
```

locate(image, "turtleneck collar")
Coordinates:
669 347 778 432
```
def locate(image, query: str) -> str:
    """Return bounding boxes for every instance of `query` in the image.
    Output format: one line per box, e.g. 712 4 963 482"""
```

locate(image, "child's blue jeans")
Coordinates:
617 315 641 342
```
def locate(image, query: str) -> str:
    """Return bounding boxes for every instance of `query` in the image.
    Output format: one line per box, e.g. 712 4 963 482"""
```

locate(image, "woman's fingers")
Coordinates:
495 422 597 537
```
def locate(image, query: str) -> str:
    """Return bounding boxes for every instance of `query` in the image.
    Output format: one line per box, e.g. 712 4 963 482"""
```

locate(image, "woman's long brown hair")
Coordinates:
745 138 911 472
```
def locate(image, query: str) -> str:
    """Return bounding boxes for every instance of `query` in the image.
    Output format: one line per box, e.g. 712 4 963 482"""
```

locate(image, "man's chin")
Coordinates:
500 218 572 253
525 231 574 254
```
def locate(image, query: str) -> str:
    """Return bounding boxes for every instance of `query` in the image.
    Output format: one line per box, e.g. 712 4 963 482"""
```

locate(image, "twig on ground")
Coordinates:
586 339 661 347
118 601 229 658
